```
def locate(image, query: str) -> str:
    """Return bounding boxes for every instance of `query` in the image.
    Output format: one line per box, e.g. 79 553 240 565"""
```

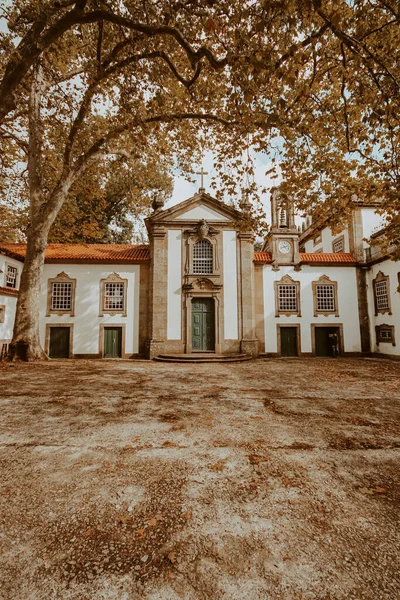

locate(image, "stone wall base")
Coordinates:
145 339 165 360
240 338 259 358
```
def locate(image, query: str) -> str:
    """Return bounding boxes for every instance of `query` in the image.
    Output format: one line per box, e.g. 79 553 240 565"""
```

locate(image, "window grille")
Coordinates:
375 280 389 311
51 282 72 311
6 265 17 288
278 284 297 312
332 238 344 253
316 284 335 312
376 325 394 344
104 282 125 310
193 240 213 274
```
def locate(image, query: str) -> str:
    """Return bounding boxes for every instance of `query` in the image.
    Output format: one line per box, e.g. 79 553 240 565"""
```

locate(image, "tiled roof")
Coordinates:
0 243 150 263
300 252 356 263
254 252 273 263
254 251 356 264
0 285 18 295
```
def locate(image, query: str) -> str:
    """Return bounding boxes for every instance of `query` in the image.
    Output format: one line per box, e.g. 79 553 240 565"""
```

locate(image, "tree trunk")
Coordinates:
8 223 50 361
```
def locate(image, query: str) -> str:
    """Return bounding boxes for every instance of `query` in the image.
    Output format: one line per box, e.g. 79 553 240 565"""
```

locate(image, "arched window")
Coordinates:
193 239 213 274
279 205 288 228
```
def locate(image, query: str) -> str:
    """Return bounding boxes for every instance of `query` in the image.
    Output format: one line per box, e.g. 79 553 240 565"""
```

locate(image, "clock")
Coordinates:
278 240 291 253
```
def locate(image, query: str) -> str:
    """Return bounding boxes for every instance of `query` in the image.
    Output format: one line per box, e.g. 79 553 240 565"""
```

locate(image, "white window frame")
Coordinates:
5 263 18 289
192 239 213 275
99 273 128 317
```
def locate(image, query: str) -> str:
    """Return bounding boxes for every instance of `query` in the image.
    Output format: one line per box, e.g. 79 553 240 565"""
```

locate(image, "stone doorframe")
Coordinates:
184 286 222 354
310 323 344 356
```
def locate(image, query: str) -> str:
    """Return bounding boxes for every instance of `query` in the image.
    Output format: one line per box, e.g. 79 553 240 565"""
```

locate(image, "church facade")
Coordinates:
0 190 398 360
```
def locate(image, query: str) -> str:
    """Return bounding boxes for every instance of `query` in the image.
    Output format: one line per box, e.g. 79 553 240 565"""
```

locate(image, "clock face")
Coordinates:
278 240 291 253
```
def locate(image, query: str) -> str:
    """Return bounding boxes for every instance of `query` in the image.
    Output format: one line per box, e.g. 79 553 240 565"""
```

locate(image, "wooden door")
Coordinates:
315 327 339 357
104 327 122 358
280 327 298 357
191 299 215 352
49 327 70 358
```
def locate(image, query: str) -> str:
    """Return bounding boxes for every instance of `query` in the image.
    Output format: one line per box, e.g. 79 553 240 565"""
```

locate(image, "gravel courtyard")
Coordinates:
0 357 399 600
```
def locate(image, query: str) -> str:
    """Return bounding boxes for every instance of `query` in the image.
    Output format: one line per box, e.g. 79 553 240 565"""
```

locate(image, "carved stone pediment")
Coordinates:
105 272 124 282
184 219 219 239
55 271 73 281
183 277 222 292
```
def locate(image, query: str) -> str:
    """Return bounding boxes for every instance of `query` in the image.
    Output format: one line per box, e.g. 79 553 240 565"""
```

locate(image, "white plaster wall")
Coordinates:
175 204 229 221
366 259 400 357
0 293 17 342
303 227 350 254
0 253 23 344
167 230 182 340
361 208 385 248
39 264 141 355
223 230 238 340
262 265 361 353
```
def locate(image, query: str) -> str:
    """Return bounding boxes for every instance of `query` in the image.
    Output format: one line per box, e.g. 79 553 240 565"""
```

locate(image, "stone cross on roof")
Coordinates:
196 167 208 193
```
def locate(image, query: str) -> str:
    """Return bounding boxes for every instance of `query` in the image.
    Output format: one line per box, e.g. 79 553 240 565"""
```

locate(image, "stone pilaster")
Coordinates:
146 225 167 359
356 266 371 354
238 232 259 357
348 207 364 262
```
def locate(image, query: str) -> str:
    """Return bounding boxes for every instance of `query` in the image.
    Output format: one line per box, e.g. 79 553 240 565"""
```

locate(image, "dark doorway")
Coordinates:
280 326 298 357
49 327 70 358
191 298 215 352
315 326 340 357
104 327 122 358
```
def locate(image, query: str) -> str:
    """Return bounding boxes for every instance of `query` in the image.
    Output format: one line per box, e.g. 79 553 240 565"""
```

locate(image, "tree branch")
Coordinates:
0 6 228 123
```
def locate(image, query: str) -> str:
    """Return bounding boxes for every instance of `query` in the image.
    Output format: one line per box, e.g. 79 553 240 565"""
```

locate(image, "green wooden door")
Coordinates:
315 327 329 356
49 327 70 358
280 327 298 357
191 299 215 352
104 327 122 358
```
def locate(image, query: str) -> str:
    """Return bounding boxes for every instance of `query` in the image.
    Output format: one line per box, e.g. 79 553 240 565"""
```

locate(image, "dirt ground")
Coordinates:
0 357 399 600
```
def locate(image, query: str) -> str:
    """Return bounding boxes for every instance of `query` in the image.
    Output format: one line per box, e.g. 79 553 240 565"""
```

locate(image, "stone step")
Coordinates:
153 353 252 363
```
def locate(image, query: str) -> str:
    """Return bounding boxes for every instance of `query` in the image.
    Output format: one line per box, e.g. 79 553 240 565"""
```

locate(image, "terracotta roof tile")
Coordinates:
254 251 273 263
300 252 356 263
254 251 356 264
0 243 150 263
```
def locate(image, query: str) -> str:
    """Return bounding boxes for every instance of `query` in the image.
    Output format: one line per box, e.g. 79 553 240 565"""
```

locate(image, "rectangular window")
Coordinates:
316 284 336 312
375 280 389 311
313 234 322 246
104 282 125 311
375 325 395 345
332 237 344 253
193 240 213 274
6 265 17 288
51 282 72 311
278 284 297 312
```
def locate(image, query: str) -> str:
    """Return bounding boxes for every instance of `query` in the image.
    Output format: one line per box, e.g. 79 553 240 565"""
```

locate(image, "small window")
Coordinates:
274 275 301 316
0 305 5 324
5 265 17 289
332 236 344 253
316 284 335 312
313 233 322 246
375 281 389 311
47 272 76 316
193 239 213 274
104 282 125 311
99 273 128 316
51 282 73 311
373 271 391 316
312 275 338 316
375 324 395 346
278 285 297 312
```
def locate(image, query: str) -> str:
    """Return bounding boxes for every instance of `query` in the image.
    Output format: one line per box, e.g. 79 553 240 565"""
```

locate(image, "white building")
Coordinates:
0 190 398 360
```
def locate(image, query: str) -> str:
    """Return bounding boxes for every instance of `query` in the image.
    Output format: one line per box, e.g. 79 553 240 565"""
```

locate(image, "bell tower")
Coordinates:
267 188 300 265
